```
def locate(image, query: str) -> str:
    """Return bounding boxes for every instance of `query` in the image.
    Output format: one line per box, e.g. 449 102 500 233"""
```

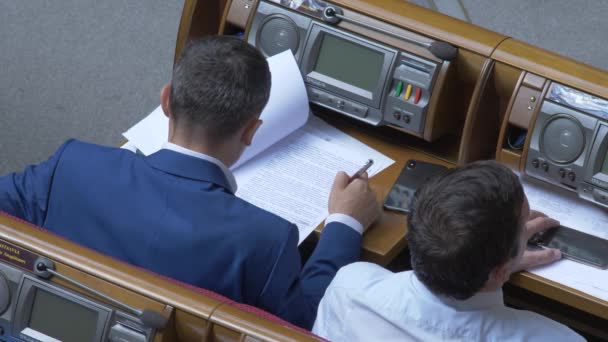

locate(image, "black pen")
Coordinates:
349 159 374 183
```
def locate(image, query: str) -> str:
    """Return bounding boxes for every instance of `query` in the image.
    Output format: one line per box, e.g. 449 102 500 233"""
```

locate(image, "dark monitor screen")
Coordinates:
28 289 99 342
602 150 608 175
313 34 384 92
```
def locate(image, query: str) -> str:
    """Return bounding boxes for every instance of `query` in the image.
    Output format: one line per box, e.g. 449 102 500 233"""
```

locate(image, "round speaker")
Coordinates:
256 14 299 57
540 114 585 164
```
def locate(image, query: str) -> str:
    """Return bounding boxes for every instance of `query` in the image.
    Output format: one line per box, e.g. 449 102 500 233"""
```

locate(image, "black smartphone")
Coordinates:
529 225 608 269
383 160 448 214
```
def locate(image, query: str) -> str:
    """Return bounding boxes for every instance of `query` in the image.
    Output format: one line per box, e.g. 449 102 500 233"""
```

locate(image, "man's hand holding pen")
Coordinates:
328 160 381 232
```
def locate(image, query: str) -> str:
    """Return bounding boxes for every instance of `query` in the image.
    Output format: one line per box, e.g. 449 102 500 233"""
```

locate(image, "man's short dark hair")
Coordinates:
407 160 524 300
170 36 271 138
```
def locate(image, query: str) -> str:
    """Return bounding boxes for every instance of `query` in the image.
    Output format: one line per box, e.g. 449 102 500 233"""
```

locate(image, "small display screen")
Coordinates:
602 150 608 175
313 34 384 92
28 289 99 342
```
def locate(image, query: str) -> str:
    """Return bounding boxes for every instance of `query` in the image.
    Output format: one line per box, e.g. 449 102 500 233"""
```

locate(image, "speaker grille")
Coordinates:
257 15 299 57
540 115 585 164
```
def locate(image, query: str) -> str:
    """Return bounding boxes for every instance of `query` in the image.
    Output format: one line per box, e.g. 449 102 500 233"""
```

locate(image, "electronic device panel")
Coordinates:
526 83 608 209
248 0 448 140
0 242 154 342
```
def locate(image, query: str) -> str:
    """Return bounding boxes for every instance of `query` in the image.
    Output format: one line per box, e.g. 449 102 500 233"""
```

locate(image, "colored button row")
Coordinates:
394 80 422 104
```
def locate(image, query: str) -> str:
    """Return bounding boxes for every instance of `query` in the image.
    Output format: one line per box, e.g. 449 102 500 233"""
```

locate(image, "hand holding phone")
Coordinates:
529 224 608 269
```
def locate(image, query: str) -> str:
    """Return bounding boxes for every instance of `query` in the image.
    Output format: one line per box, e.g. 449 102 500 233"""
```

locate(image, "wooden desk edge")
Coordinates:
510 271 608 320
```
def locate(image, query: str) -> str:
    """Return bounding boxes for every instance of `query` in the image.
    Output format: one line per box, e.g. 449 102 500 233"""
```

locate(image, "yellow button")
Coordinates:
404 84 412 100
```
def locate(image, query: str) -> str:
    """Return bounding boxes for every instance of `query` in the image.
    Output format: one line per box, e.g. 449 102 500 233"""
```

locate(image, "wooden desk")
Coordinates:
176 0 608 337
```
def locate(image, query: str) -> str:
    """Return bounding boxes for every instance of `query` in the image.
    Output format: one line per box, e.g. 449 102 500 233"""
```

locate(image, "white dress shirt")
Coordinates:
162 143 363 234
313 262 584 342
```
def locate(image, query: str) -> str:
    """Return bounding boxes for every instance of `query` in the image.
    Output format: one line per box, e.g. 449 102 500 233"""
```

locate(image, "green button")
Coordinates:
394 80 403 97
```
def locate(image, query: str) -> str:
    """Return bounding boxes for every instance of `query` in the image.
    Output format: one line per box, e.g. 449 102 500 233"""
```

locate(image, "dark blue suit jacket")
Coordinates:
0 140 361 328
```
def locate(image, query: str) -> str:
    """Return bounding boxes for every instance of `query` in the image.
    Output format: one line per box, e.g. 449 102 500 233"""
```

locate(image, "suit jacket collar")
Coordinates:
146 149 236 194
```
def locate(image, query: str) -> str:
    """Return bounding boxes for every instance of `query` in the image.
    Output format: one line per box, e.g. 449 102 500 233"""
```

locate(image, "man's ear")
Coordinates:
487 262 511 289
160 84 172 118
241 119 263 146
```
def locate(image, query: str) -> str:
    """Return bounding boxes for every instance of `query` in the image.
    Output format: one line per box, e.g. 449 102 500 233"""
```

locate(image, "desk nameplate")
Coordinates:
0 239 38 273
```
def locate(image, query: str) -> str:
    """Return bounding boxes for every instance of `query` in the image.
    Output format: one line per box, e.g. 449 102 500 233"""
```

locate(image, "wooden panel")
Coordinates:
330 0 507 57
495 70 526 170
519 80 552 171
521 72 547 90
509 85 543 129
458 59 500 164
225 0 257 30
496 149 522 171
175 0 227 63
510 272 608 320
209 303 320 341
493 38 608 99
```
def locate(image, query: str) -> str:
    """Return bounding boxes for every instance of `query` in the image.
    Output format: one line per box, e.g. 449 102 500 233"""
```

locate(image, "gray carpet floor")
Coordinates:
1 1 606 175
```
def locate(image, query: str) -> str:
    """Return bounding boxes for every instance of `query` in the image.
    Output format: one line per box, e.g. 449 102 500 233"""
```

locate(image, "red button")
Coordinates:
414 88 422 104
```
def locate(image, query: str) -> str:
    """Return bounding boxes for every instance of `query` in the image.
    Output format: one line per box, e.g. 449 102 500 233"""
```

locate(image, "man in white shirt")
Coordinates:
313 161 584 341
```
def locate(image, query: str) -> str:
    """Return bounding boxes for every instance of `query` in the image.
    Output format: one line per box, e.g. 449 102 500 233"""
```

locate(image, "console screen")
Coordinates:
313 34 384 92
28 289 99 342
602 150 608 174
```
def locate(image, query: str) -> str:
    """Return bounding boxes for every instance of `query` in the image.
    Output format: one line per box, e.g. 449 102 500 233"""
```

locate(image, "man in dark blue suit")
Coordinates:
0 36 380 329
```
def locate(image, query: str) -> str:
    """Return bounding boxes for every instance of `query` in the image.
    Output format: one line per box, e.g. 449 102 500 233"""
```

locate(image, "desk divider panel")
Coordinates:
0 213 322 341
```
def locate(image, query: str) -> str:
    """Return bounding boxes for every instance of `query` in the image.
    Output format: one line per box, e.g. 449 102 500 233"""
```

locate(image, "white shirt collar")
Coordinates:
410 271 503 311
162 142 237 193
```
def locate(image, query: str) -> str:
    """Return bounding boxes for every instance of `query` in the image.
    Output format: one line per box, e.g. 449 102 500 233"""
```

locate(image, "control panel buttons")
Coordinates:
394 80 403 97
350 103 368 118
568 171 576 181
541 161 549 172
337 99 345 110
532 159 540 168
403 115 411 124
393 112 401 120
404 84 412 100
559 168 566 178
414 88 422 104
309 88 326 102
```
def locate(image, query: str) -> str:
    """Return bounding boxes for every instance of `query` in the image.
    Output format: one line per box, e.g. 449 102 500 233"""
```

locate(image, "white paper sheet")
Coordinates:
122 105 168 155
234 128 394 244
522 176 608 301
232 50 309 169
122 50 309 165
302 115 393 176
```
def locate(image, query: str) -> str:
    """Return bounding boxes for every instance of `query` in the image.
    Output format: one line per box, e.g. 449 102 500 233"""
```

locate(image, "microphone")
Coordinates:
139 309 170 330
323 6 458 61
35 258 168 330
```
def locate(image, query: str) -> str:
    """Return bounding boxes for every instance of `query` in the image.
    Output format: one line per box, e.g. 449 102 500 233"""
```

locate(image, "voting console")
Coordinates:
525 84 608 208
0 258 153 342
247 0 452 141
